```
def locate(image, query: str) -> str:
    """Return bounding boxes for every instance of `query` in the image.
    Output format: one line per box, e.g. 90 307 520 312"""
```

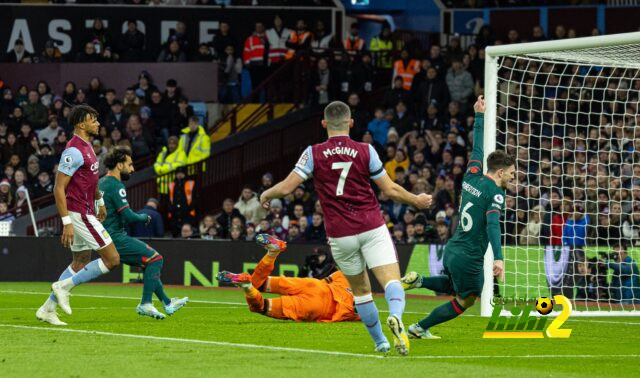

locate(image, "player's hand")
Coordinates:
259 193 270 210
414 193 433 209
61 224 74 248
97 205 107 222
145 214 152 225
474 95 485 113
493 259 504 281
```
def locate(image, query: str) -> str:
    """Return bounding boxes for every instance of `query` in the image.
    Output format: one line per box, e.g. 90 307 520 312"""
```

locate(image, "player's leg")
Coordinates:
410 252 480 338
401 271 454 294
36 251 90 325
216 270 289 319
329 234 390 353
51 213 117 315
252 233 286 290
361 225 409 356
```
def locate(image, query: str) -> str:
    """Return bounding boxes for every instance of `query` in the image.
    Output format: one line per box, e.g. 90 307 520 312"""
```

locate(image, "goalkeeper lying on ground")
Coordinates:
217 234 360 322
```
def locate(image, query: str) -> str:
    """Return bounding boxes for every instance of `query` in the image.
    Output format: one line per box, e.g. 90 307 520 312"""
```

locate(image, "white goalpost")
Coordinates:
481 32 640 317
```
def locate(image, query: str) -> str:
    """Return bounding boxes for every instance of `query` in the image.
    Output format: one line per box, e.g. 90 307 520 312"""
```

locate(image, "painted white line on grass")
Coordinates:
0 323 634 361
0 324 386 359
0 290 246 306
3 290 640 326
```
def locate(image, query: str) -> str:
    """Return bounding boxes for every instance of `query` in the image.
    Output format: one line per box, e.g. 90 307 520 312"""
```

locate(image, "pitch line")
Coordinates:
3 290 640 325
0 324 636 360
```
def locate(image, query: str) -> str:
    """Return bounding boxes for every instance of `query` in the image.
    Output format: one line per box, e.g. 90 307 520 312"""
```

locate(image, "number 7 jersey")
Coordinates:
293 135 386 238
447 160 506 262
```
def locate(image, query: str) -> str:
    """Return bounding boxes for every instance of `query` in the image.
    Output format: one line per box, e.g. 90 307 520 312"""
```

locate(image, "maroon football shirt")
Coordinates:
57 135 100 215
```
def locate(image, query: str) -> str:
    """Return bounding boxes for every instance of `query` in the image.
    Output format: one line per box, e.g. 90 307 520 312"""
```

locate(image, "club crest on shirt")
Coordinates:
297 150 309 167
102 229 110 239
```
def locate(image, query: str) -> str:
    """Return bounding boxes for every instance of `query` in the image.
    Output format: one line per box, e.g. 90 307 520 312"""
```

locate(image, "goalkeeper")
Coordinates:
217 234 359 323
100 146 188 319
402 96 514 339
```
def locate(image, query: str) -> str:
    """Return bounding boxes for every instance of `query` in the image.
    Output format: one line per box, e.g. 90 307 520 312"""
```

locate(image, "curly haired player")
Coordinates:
217 234 359 323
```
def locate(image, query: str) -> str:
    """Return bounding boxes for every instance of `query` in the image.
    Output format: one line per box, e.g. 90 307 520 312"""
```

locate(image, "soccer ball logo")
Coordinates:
535 297 553 315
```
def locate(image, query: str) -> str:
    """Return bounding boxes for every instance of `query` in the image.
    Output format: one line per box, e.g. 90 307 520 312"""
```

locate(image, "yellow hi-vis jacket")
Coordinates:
178 125 211 165
154 146 187 175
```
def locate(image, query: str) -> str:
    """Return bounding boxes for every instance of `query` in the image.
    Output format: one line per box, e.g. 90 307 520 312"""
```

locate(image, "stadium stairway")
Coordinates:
210 103 296 143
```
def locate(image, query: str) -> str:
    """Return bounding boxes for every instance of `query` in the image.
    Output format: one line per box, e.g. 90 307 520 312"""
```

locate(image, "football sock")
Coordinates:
142 258 163 304
251 255 275 289
154 280 171 306
45 265 76 310
244 286 265 313
418 298 466 330
354 294 388 346
384 280 405 319
420 275 453 294
64 258 109 289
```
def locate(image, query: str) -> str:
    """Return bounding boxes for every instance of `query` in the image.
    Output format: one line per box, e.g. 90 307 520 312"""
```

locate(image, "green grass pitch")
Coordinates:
1 282 639 377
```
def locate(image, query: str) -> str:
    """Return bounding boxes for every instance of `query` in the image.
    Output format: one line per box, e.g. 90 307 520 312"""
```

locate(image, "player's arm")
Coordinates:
260 172 304 209
111 185 149 224
119 206 150 224
468 96 486 170
95 186 106 222
486 204 504 279
374 174 431 209
368 144 431 209
260 146 311 208
55 147 84 248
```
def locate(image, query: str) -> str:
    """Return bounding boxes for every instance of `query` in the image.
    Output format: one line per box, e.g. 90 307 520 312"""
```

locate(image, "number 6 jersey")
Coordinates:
293 135 386 238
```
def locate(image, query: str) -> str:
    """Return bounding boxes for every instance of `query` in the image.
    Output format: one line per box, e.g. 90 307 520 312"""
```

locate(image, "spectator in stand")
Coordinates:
346 93 370 140
310 20 334 55
0 201 15 222
169 21 189 55
554 25 567 40
234 185 265 225
304 212 326 243
428 45 447 78
120 20 146 62
167 167 196 237
474 25 495 49
446 58 474 110
178 116 211 165
435 220 450 244
243 22 270 90
343 23 365 55
134 71 159 104
129 198 164 238
531 25 546 42
38 115 62 146
123 87 141 117
32 170 53 199
308 57 337 107
384 148 409 181
105 100 127 133
367 108 389 147
199 214 217 238
392 49 420 91
181 223 195 239
218 45 243 104
520 205 542 245
171 97 194 137
383 77 411 110
445 36 464 64
622 203 640 246
415 67 450 115
217 198 245 239
76 42 103 63
355 52 376 94
370 24 394 69
193 43 214 62
85 78 105 109
148 90 171 134
390 101 417 135
563 202 589 247
36 81 53 108
266 15 291 70
25 155 40 185
5 39 31 63
287 221 303 242
211 21 237 60
87 18 113 57
157 37 187 62
607 244 640 304
23 91 48 130
285 19 312 60
0 180 13 207
154 136 186 175
91 139 108 176
40 39 63 63
126 114 154 159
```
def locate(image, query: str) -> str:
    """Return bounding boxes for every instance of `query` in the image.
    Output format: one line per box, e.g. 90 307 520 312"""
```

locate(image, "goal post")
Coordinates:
481 32 640 317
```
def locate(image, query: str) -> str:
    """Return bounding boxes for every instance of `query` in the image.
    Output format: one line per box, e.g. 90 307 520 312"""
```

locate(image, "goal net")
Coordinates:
482 32 640 316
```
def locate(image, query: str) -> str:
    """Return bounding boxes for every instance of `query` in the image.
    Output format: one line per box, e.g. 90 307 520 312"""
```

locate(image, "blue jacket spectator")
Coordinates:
367 108 389 147
563 212 589 247
608 245 640 304
129 198 164 238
